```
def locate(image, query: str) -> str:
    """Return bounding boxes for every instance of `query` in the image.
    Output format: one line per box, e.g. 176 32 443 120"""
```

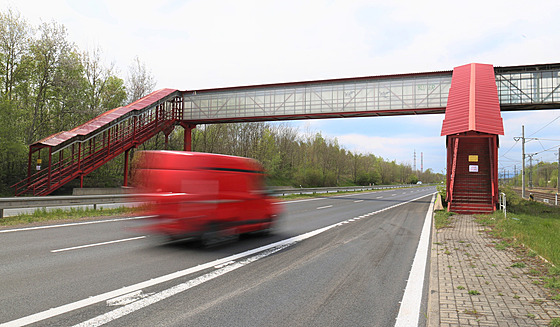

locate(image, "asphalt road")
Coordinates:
0 186 436 327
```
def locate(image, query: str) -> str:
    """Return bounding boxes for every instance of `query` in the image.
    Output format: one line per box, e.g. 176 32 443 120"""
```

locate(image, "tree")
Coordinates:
81 46 126 117
126 56 156 103
25 20 72 144
50 50 87 132
0 8 29 100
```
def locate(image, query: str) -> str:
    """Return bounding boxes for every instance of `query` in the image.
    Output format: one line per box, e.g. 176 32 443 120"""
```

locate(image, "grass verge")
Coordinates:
474 187 560 301
434 210 455 229
0 206 136 227
474 188 560 267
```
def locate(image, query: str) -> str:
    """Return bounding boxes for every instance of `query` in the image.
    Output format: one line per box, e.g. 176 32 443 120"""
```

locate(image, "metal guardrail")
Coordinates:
511 188 559 206
0 184 417 218
271 184 409 196
0 194 142 218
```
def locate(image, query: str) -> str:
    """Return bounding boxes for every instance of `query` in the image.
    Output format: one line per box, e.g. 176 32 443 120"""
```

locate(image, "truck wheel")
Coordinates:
201 223 222 247
201 223 238 247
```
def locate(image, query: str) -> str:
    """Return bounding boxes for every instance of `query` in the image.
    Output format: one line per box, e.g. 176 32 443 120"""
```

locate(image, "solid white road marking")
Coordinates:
73 243 293 327
213 261 235 269
2 193 434 327
106 291 153 307
0 216 153 234
316 205 333 210
51 236 147 253
394 193 435 327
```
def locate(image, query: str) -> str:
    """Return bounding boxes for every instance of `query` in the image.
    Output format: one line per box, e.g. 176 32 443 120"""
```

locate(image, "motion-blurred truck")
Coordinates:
133 151 283 245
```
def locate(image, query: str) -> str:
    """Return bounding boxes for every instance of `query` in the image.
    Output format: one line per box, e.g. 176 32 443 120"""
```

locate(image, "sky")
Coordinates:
2 0 560 175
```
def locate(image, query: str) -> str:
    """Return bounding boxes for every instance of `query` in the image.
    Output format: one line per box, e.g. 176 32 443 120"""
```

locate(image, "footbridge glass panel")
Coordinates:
182 74 453 123
495 66 560 110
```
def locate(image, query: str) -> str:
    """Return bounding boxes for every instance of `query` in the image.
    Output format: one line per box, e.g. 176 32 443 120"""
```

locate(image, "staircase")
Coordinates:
448 137 494 214
12 89 181 196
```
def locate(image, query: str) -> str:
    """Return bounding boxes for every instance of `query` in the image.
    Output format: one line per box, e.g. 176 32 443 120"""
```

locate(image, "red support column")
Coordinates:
107 129 111 154
47 147 52 191
133 116 137 145
163 126 174 150
77 142 82 171
59 150 63 183
181 123 196 151
27 147 33 180
124 149 130 186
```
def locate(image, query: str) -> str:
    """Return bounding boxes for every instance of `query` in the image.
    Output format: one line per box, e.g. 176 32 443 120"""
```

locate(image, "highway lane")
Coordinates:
0 186 436 326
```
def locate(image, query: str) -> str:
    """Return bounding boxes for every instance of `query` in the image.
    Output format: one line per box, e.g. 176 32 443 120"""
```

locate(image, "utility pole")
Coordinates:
513 126 536 198
528 154 535 188
522 126 526 197
518 126 526 198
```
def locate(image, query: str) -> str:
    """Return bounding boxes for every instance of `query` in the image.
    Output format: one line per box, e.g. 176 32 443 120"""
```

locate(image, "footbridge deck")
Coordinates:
12 63 560 195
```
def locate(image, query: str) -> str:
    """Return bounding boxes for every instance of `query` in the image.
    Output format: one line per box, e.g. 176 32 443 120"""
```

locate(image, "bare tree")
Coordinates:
82 46 111 115
27 20 72 144
0 8 29 100
126 56 156 103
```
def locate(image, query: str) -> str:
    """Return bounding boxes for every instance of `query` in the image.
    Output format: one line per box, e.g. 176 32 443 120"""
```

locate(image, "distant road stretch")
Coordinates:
0 186 436 327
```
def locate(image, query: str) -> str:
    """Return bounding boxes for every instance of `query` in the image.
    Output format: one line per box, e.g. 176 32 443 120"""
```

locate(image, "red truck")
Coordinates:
133 150 283 245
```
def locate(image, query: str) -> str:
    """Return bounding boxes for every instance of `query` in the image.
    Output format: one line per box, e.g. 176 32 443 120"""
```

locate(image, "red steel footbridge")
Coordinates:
11 63 560 212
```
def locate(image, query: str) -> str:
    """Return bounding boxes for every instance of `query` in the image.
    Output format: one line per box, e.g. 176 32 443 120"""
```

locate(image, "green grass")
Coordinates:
544 277 560 290
435 210 455 229
0 207 135 227
474 187 560 267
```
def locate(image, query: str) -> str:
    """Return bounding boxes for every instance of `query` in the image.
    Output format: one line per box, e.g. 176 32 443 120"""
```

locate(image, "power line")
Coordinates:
499 138 519 158
532 144 560 156
528 114 560 137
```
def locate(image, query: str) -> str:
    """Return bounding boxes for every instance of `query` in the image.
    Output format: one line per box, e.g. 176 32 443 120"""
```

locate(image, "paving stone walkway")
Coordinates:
428 214 560 326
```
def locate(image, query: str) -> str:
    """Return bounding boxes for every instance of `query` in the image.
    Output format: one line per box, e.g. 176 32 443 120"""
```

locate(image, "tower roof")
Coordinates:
441 63 504 136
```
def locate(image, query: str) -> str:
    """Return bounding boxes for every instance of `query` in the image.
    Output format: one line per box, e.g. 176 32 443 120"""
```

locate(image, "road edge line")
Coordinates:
395 192 436 327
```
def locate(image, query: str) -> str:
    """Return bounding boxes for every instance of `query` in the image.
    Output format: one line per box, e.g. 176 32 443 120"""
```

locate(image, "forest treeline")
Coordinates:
0 9 443 195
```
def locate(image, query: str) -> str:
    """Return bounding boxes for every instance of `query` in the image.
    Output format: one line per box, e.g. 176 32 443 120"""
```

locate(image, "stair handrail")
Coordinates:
448 138 459 204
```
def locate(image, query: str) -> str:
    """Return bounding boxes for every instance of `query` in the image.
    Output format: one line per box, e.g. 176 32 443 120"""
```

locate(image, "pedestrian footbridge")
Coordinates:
12 63 560 197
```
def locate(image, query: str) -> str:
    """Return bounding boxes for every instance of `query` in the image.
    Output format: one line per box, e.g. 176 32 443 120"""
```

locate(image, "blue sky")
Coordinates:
2 0 560 174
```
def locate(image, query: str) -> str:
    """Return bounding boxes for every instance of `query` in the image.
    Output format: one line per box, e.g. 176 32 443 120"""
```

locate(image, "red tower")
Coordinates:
441 63 504 213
